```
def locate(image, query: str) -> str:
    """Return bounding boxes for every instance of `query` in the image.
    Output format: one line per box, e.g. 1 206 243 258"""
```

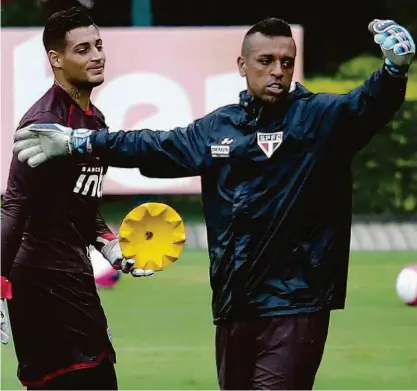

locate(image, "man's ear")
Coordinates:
48 50 62 70
237 56 246 77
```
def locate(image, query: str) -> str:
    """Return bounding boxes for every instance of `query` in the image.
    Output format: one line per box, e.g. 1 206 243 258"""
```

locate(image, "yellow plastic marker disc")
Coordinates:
118 203 186 271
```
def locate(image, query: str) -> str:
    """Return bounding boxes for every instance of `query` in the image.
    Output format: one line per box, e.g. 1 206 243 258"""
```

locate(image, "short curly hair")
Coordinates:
42 6 96 52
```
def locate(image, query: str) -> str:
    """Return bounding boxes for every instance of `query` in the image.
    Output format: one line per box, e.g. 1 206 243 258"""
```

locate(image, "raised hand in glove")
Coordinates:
369 19 415 76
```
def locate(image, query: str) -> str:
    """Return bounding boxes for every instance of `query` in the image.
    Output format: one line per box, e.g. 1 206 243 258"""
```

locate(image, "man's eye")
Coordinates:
77 48 88 54
282 61 294 68
96 45 103 51
259 59 270 65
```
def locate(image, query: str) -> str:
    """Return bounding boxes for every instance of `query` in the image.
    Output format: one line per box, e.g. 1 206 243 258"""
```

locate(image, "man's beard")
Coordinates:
260 89 289 106
249 85 290 106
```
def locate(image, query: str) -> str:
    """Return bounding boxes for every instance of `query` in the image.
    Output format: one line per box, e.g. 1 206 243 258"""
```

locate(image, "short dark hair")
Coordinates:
42 6 96 52
245 17 293 38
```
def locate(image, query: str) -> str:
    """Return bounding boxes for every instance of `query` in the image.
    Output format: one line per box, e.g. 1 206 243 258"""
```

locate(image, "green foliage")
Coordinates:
1 0 43 27
334 55 417 80
352 100 417 215
384 0 417 38
335 55 384 80
304 75 417 100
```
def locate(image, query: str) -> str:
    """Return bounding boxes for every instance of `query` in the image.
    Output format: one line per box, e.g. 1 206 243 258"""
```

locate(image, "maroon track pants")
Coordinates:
215 312 330 390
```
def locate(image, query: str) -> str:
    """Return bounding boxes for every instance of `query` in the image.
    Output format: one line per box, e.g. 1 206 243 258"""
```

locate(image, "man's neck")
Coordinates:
54 78 92 111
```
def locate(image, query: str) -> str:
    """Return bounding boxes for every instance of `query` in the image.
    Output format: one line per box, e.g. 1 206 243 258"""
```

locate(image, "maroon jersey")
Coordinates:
1 84 116 386
2 84 112 275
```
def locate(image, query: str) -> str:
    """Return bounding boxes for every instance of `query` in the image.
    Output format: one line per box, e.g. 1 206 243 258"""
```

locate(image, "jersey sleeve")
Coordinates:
1 112 62 281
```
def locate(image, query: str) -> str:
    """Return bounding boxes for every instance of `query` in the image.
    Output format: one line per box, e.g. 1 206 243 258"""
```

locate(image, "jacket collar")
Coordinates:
238 82 312 126
239 81 303 109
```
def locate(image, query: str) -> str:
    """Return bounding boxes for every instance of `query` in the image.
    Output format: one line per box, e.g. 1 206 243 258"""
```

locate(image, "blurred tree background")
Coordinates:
3 0 416 75
1 0 416 217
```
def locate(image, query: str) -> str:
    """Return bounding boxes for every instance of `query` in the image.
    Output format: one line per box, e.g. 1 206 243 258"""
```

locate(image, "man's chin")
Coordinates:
88 77 104 88
78 76 104 89
262 92 288 104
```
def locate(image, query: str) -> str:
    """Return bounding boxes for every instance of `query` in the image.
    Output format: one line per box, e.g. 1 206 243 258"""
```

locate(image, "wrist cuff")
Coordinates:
384 59 409 78
71 129 93 155
95 233 117 251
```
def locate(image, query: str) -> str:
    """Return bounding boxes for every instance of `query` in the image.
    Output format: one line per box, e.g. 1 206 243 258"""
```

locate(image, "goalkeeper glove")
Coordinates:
97 235 154 277
13 124 93 168
368 19 415 76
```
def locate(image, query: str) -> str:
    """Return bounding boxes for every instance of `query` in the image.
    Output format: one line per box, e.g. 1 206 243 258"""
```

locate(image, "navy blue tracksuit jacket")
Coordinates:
92 67 407 323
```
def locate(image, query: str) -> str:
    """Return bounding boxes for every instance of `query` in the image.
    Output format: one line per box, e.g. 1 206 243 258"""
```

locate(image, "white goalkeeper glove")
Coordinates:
98 237 154 278
1 300 11 345
13 124 91 168
368 19 415 76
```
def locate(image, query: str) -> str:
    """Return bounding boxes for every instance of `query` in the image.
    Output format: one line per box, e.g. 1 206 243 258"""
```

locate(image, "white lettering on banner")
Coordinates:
14 34 53 128
94 73 195 191
205 73 246 114
93 73 245 191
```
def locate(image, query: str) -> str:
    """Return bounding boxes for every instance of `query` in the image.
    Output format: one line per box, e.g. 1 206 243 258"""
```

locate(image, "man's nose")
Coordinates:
90 47 104 62
270 61 283 77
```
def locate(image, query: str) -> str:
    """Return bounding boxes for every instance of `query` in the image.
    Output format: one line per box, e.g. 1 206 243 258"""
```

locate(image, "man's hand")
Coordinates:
1 300 10 345
13 124 92 168
99 237 154 278
369 19 415 75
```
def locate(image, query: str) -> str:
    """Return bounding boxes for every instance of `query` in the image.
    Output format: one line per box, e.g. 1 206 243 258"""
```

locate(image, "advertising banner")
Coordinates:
1 26 303 194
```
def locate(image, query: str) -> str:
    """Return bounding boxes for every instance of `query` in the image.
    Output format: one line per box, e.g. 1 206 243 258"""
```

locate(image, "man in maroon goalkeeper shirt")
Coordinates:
0 7 153 390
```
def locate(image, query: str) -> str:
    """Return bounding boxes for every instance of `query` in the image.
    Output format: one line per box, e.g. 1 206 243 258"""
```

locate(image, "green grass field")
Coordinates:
1 250 417 390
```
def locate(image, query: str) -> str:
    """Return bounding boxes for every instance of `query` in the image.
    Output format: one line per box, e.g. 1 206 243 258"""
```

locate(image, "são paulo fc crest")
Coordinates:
257 131 283 158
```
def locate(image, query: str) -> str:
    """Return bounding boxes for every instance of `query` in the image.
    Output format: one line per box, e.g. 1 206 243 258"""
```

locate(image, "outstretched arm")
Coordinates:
90 121 209 177
13 115 212 177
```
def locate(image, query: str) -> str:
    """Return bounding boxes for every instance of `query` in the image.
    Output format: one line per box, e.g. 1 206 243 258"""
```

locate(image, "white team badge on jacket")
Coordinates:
257 131 283 158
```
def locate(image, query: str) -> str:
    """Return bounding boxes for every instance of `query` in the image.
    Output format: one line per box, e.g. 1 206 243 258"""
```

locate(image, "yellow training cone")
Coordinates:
118 203 186 271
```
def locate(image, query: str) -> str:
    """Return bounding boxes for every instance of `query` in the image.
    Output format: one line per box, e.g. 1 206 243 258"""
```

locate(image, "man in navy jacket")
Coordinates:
12 17 415 390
